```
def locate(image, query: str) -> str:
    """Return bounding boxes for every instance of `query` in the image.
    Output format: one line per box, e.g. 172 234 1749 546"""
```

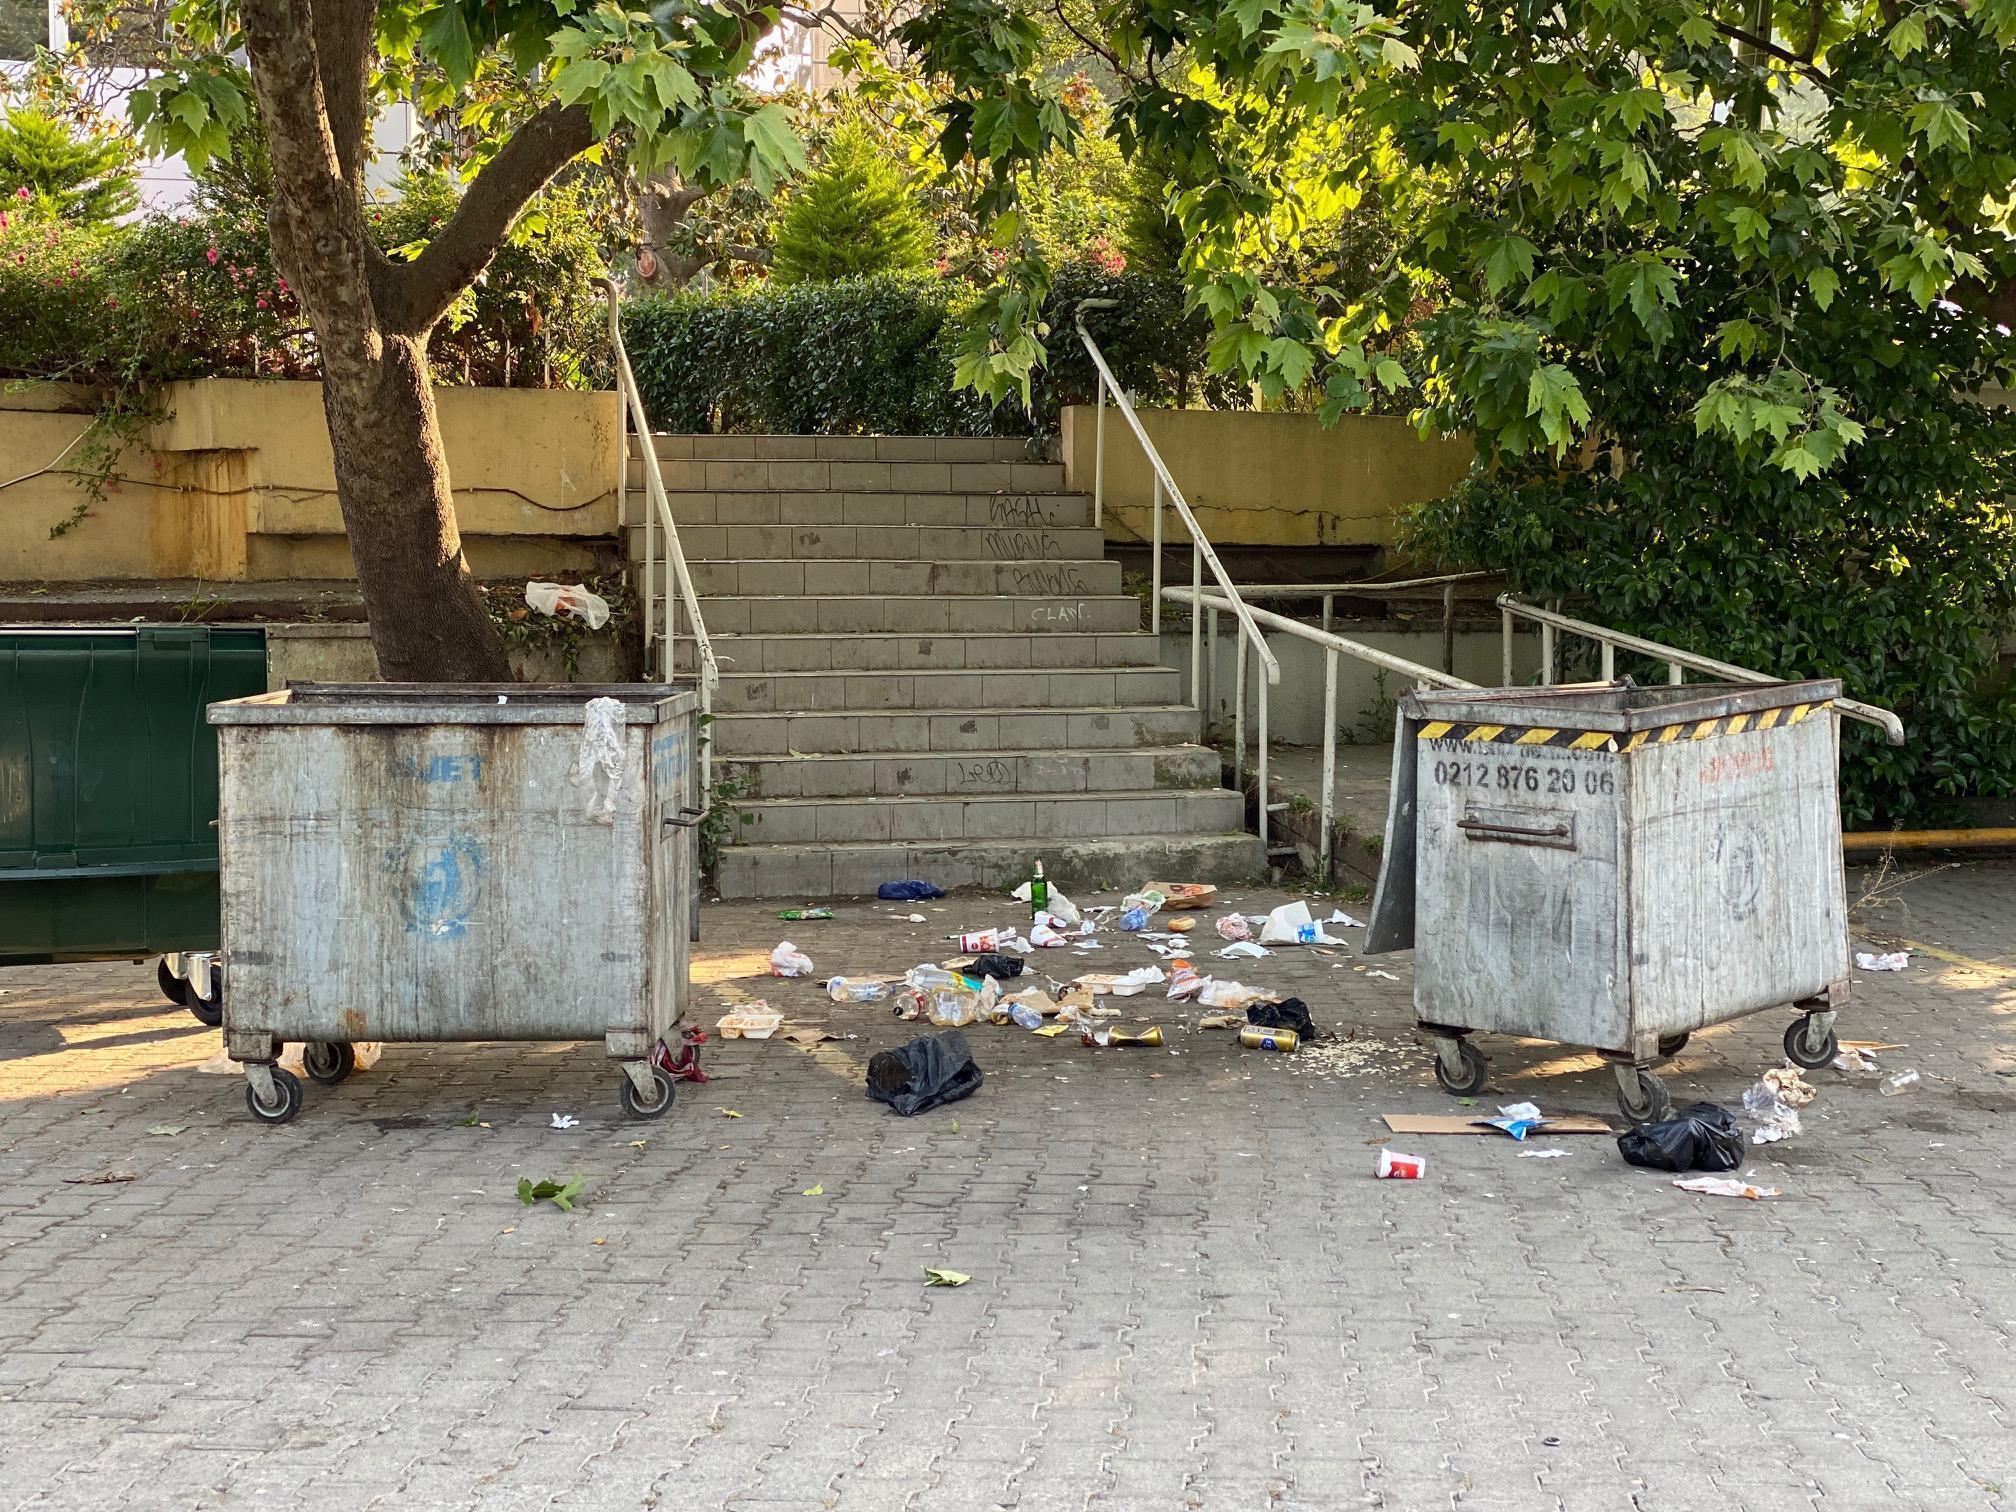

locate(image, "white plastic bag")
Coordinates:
573 696 626 822
770 941 815 977
525 580 611 630
1012 882 1081 926
1259 900 1337 945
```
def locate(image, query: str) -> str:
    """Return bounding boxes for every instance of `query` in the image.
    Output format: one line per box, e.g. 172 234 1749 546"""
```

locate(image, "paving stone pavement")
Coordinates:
2 863 2013 1511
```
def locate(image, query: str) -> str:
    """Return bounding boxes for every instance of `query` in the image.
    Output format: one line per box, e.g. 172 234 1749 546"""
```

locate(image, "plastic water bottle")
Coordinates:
1010 1000 1044 1030
1119 905 1150 932
1879 1068 1920 1096
827 977 890 1003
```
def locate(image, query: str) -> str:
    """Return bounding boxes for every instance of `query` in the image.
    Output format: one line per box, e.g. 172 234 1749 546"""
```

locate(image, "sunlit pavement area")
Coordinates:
3 864 2013 1511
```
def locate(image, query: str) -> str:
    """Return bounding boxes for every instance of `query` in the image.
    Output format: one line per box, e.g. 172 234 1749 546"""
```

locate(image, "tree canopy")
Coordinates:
0 106 140 224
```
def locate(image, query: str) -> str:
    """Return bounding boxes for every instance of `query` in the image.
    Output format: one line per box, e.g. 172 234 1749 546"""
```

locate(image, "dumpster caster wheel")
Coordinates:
619 1064 676 1120
158 959 190 1006
302 1042 356 1087
1783 1016 1839 1070
184 963 223 1027
1657 1033 1690 1059
1614 1068 1672 1126
1433 1039 1488 1098
246 1067 303 1125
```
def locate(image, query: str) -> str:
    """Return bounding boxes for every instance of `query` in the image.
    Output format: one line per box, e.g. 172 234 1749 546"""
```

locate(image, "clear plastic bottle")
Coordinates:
1879 1068 1921 1096
827 976 890 1003
1010 1000 1044 1029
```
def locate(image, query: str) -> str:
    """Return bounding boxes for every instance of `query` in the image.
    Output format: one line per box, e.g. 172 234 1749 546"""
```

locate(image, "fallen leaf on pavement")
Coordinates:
922 1267 971 1287
146 1125 187 1137
719 1108 743 1118
801 1183 824 1196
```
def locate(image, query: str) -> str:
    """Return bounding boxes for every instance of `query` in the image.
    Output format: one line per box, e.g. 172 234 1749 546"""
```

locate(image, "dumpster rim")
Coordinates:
1403 677 1843 734
206 682 699 726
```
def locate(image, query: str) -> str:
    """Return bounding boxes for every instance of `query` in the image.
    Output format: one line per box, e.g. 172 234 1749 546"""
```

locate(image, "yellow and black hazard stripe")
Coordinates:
1417 699 1833 753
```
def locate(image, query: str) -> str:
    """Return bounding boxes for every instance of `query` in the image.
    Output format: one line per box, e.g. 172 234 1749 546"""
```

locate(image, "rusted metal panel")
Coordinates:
210 685 697 1052
1382 679 1848 1056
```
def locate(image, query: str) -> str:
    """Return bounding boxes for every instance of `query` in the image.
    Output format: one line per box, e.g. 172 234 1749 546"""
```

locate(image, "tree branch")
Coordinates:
310 0 378 194
379 101 597 333
1711 19 1835 94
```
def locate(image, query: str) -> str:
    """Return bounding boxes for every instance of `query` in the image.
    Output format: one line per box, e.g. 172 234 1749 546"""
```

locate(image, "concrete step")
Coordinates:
696 594 1143 636
633 490 1090 530
721 745 1223 800
654 458 1066 494
678 631 1164 674
670 522 1107 564
715 832 1266 899
688 558 1123 598
739 788 1245 846
711 704 1203 757
716 665 1183 714
647 434 1041 464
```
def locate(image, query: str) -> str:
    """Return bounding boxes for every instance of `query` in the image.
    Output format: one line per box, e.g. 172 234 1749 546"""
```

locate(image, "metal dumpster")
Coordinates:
1366 679 1851 1123
1 625 267 1025
207 684 702 1124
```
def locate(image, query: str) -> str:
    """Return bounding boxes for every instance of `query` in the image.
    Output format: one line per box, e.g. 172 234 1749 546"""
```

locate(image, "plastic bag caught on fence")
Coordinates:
573 696 626 821
525 581 612 629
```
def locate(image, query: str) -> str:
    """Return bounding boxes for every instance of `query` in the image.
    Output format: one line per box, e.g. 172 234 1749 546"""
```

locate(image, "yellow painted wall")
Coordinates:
1060 405 1474 548
1 379 619 582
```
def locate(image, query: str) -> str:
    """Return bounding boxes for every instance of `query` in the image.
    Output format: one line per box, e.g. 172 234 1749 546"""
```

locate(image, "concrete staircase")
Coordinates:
631 434 1263 899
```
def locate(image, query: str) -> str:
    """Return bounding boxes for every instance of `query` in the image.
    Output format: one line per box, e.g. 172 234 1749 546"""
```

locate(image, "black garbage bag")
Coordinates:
1617 1101 1746 1173
866 1030 984 1117
969 953 1024 981
1247 997 1316 1040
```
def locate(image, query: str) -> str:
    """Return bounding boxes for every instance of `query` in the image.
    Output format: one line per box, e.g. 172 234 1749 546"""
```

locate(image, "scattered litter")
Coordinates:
719 1108 743 1118
1742 1078 1802 1145
1001 987 1063 1019
1855 951 1909 972
1197 1013 1243 1031
1239 1024 1299 1053
923 1267 971 1287
968 953 1025 981
879 880 946 901
1879 1068 1921 1096
1033 1024 1070 1038
1383 1113 1613 1135
1832 1046 1880 1075
1081 1024 1164 1048
1028 919 1068 948
1215 914 1253 942
716 1009 784 1039
782 1027 844 1046
827 976 892 1003
1145 881 1216 910
1517 1150 1568 1159
1325 910 1367 928
1758 1066 1816 1106
1673 1176 1778 1200
1617 1103 1745 1173
1198 979 1266 1009
769 942 814 977
1214 941 1271 960
1168 917 1196 934
517 1174 586 1210
525 580 611 628
146 1125 187 1137
1118 904 1152 931
550 1113 579 1129
867 1029 984 1116
955 929 1007 953
1375 1148 1425 1179
63 1170 137 1185
1165 961 1205 1000
905 913 928 923
801 1183 825 1197
777 906 834 921
572 696 626 822
1365 969 1401 981
1259 900 1339 945
1247 998 1316 1041
1075 966 1165 996
1121 888 1167 916
1013 881 1080 925
1480 1101 1547 1140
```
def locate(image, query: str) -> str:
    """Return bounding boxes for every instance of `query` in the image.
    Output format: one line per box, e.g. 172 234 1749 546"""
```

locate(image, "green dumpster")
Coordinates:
0 624 268 966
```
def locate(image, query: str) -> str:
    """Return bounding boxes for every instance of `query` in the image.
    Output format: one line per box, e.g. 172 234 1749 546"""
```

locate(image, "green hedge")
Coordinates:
622 262 1239 436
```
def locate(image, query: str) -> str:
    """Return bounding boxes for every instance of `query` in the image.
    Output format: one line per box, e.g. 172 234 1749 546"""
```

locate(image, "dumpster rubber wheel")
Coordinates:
1782 1016 1839 1070
157 959 189 1006
1615 1069 1671 1126
619 1065 677 1120
1657 1033 1690 1059
302 1042 356 1087
186 991 223 1029
1433 1040 1488 1098
246 1067 302 1125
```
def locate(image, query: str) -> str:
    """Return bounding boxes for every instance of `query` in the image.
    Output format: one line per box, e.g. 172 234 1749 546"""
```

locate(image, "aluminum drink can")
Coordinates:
1239 1025 1299 1053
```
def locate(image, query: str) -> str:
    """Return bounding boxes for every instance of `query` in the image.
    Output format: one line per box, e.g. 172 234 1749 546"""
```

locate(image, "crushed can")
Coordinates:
1239 1025 1299 1053
1375 1148 1426 1180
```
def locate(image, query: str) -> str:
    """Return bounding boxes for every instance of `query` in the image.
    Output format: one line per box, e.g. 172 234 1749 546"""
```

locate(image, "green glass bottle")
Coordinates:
1030 857 1048 918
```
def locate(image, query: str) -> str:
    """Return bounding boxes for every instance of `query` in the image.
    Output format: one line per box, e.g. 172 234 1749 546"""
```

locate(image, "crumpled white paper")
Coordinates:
1856 951 1909 972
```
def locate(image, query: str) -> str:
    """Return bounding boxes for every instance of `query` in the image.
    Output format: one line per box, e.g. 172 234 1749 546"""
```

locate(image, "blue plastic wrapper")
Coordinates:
878 880 947 901
1119 906 1150 931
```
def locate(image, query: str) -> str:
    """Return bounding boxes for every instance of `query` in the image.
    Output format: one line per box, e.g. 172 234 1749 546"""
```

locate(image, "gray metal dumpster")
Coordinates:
1366 679 1851 1123
207 684 702 1125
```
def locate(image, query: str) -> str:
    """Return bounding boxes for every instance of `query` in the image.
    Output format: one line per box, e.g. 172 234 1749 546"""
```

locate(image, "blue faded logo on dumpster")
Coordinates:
389 832 487 940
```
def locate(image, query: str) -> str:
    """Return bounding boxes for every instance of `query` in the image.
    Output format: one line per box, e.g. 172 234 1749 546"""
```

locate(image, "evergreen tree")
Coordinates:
770 128 931 286
0 109 141 225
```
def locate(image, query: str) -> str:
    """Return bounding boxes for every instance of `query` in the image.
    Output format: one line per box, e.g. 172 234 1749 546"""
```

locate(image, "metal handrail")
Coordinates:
1174 586 1475 880
1498 594 1906 746
602 279 719 788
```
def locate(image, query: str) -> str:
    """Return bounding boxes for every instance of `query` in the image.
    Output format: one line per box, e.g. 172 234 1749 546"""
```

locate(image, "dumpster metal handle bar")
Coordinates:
1171 584 1480 883
1497 594 1904 746
602 278 719 792
1456 816 1569 839
662 806 709 830
1076 300 1281 853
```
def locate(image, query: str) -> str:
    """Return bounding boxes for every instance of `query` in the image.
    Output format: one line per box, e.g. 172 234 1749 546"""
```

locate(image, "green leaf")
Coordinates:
1373 356 1410 391
1483 235 1538 296
1807 267 1841 311
923 1267 972 1286
420 5 478 84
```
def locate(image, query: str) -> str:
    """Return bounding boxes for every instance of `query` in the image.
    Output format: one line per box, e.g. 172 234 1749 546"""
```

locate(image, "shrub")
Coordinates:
622 261 1233 436
0 108 140 226
770 126 932 286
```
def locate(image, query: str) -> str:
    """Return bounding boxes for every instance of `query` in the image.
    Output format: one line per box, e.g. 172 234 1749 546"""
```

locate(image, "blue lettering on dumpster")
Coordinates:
395 753 485 784
389 833 487 940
